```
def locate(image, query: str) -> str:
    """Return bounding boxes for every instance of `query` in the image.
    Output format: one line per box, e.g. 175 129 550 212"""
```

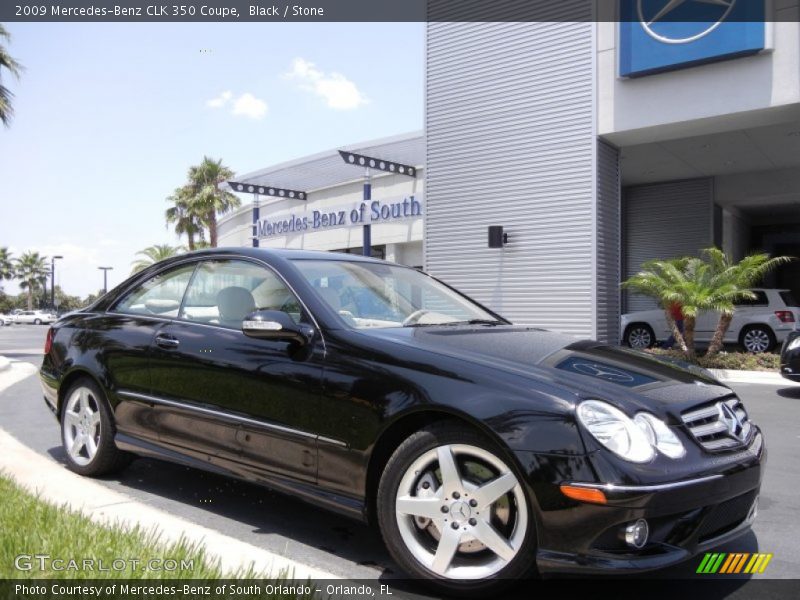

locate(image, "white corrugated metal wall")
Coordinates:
623 178 714 312
596 140 621 343
425 20 598 338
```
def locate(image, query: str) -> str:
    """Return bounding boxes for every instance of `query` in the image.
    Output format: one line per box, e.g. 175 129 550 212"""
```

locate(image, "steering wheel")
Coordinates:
402 309 430 327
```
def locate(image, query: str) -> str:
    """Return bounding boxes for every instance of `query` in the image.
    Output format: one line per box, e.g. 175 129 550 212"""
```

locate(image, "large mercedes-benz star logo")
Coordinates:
572 362 636 384
638 0 737 44
718 402 745 441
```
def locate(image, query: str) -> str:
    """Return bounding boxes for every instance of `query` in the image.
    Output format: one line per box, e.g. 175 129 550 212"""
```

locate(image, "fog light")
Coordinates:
624 519 649 549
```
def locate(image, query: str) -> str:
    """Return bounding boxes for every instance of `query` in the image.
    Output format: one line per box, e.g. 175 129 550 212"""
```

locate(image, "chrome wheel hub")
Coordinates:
744 329 769 353
63 387 101 466
629 328 651 348
395 444 527 580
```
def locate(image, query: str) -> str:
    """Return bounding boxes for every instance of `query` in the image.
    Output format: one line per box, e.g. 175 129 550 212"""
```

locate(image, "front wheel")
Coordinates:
740 325 775 353
377 423 536 595
624 324 655 349
61 378 132 476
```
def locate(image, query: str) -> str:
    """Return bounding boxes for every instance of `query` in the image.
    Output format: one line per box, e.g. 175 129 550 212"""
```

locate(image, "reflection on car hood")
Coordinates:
358 325 730 411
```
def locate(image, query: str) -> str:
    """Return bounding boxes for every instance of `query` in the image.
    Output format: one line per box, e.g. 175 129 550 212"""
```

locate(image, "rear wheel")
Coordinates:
377 423 536 595
740 325 775 353
61 378 132 476
624 324 655 349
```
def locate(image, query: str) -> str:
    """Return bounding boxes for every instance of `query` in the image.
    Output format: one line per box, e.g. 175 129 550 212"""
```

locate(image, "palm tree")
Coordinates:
0 24 24 127
14 251 48 310
704 248 792 356
130 244 183 274
0 247 14 283
165 185 205 251
187 157 240 247
622 257 691 355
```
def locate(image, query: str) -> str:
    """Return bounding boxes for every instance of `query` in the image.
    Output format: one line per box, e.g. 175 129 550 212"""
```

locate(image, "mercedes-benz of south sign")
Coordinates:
40 248 764 593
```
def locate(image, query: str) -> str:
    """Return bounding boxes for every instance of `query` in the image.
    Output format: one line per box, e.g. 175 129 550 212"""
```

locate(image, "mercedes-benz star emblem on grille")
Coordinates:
718 402 745 441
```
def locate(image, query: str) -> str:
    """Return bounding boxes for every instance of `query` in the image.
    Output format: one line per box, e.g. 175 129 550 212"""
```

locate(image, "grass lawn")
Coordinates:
0 473 258 579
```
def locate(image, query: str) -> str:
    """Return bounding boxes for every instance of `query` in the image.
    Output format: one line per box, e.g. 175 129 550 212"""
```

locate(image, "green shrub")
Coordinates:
645 348 780 371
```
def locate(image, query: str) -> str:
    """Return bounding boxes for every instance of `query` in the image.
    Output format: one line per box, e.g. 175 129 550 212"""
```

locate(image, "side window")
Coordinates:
112 264 196 317
180 260 303 329
735 291 769 307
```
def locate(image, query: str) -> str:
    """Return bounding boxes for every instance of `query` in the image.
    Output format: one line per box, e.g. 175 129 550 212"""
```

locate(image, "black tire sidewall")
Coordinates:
626 324 654 349
740 325 775 353
60 378 128 476
376 423 537 594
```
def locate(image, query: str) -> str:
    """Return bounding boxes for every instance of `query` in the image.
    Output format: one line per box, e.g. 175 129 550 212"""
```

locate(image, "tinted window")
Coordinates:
735 291 768 306
292 259 501 329
112 264 196 317
779 291 798 307
180 260 302 329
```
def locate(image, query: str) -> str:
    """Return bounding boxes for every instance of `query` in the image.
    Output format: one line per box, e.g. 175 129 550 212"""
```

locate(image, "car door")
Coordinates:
103 262 197 444
147 258 325 483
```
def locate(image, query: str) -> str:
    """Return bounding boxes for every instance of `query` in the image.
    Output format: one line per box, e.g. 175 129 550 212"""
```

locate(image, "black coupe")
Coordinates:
40 249 764 593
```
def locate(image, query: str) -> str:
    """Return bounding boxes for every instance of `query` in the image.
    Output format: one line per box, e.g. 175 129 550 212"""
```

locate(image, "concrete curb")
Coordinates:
0 356 10 372
0 428 340 580
709 368 800 386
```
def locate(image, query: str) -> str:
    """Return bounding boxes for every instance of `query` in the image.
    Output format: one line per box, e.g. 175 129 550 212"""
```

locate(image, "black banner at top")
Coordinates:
1 0 798 23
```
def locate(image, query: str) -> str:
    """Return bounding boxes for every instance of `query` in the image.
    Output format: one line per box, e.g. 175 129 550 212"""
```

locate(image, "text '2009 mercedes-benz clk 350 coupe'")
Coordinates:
40 248 764 594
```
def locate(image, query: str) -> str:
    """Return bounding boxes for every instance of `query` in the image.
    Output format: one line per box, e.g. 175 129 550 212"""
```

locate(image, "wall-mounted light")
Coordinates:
488 226 508 248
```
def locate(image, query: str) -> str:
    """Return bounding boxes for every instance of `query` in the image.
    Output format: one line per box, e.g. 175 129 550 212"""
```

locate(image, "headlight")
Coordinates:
787 336 800 352
633 413 686 459
577 400 655 463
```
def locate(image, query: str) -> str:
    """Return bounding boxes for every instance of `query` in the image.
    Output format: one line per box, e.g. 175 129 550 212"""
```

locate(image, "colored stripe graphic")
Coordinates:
699 552 772 574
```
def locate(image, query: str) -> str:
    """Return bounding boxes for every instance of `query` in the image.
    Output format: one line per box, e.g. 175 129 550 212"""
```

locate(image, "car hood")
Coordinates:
355 325 732 414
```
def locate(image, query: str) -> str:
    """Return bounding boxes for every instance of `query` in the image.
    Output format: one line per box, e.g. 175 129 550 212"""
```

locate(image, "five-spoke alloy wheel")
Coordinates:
377 423 536 594
60 378 131 476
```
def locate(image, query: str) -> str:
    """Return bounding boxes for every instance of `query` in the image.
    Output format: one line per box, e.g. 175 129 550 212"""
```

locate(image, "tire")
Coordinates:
739 325 775 354
377 422 537 595
60 378 132 476
624 323 655 349
34 319 42 325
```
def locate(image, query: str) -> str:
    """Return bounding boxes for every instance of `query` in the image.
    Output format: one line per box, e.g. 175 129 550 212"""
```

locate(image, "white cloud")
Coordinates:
206 91 268 119
231 93 268 119
206 90 232 108
284 58 369 110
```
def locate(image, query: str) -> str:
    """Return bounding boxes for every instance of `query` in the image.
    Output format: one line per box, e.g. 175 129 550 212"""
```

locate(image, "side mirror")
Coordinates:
242 310 314 346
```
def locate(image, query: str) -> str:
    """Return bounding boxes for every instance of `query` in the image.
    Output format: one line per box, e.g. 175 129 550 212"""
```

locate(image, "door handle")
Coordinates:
155 334 180 349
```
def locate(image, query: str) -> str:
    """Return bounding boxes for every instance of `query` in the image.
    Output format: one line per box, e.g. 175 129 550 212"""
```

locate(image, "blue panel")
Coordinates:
620 0 766 78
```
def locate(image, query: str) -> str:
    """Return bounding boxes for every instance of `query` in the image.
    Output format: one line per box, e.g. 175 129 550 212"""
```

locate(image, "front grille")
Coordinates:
681 395 752 452
697 490 758 542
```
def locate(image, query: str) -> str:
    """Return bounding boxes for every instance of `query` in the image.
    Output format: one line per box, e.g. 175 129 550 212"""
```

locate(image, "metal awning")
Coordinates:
225 131 424 194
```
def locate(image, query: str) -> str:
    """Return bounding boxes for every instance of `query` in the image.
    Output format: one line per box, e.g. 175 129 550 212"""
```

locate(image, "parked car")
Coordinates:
780 331 800 382
13 310 58 325
0 313 15 326
621 288 799 353
40 249 764 593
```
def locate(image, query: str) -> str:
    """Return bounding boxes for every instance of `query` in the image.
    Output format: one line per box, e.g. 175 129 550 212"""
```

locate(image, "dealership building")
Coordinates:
220 3 800 343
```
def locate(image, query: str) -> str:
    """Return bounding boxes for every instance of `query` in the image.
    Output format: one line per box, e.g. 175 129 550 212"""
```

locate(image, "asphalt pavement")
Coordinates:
1 324 798 590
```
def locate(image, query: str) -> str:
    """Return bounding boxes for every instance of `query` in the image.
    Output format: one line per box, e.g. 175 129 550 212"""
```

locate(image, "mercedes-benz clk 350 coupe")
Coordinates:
40 249 764 593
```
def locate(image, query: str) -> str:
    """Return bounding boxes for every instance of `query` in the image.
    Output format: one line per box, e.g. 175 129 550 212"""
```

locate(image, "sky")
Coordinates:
0 22 424 297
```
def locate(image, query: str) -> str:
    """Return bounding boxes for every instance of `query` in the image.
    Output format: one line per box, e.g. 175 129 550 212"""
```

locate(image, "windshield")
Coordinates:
292 259 505 329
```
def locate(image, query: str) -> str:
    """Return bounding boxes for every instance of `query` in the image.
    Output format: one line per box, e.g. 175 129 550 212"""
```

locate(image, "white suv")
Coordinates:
12 310 58 325
621 288 799 353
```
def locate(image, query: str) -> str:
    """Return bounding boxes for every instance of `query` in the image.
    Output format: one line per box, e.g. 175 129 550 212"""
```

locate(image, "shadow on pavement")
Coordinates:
45 446 396 577
776 387 800 399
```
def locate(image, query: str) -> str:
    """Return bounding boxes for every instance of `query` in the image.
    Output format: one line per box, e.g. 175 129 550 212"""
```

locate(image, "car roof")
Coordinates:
179 247 397 265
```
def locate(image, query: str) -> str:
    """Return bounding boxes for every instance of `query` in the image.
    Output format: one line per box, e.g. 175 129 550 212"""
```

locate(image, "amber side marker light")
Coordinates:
560 485 607 504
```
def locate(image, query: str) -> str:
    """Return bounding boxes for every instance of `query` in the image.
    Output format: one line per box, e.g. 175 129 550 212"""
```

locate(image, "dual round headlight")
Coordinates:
577 400 686 463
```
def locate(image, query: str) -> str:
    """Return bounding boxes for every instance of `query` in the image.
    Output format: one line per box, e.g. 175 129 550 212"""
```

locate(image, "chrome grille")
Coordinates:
681 396 752 452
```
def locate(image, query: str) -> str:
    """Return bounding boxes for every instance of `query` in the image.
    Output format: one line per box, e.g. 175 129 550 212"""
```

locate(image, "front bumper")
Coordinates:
524 430 765 575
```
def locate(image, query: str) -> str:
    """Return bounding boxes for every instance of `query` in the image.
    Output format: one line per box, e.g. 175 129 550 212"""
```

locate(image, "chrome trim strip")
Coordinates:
565 474 724 493
117 390 346 447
